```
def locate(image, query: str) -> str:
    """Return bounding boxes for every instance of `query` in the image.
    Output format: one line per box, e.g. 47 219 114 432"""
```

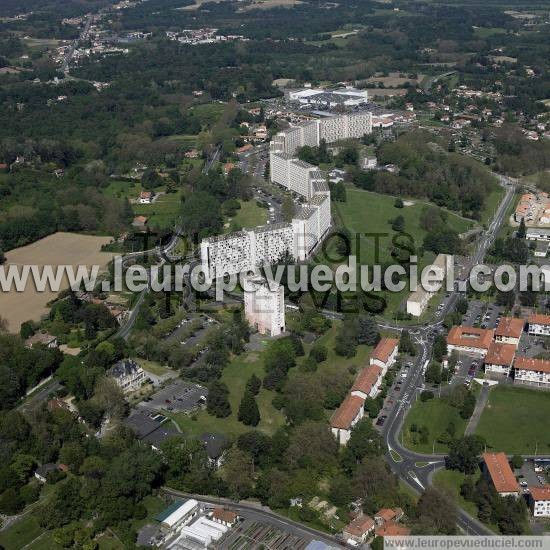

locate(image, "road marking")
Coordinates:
408 470 425 489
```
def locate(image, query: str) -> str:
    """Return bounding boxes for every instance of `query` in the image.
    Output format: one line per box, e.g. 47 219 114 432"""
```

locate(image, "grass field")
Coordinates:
133 192 184 228
172 350 285 438
103 179 143 199
402 397 468 454
0 232 113 333
480 187 506 226
229 200 268 229
0 515 45 550
475 386 550 454
134 358 171 376
331 188 472 317
165 134 198 148
433 469 482 519
473 27 507 38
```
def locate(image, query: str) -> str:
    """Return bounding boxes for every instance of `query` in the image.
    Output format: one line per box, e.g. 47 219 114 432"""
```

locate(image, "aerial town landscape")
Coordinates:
0 0 550 548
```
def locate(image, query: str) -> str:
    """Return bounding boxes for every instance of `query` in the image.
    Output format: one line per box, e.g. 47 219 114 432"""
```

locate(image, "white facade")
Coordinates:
530 489 550 517
289 87 369 109
108 359 146 393
514 365 550 388
406 254 450 316
528 319 550 336
200 223 294 282
244 275 285 337
526 228 550 241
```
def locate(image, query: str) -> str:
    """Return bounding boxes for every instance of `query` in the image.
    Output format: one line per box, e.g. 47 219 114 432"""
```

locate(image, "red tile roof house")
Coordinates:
351 365 383 400
482 452 520 497
138 191 154 204
370 338 399 375
527 314 550 337
342 514 375 545
211 507 238 526
494 317 525 347
513 357 550 389
446 326 494 356
484 342 516 378
374 507 404 526
528 486 550 517
330 394 364 445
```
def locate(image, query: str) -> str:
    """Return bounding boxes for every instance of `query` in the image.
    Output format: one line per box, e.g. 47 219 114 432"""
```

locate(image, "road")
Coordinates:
62 13 94 73
113 147 219 341
162 488 345 547
379 177 516 535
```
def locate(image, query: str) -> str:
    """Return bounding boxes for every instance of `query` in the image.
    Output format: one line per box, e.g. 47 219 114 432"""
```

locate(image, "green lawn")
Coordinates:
475 386 550 454
103 179 143 199
0 515 45 550
134 358 171 376
133 192 184 229
433 469 481 518
172 350 285 438
230 200 268 229
166 134 198 148
473 27 506 38
189 103 227 126
479 187 506 226
330 189 472 317
402 397 468 454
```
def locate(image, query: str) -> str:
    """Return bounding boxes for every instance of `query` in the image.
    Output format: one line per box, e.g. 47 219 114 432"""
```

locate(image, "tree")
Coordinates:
415 487 457 535
433 335 447 362
392 215 405 232
399 330 416 355
309 343 327 363
281 195 295 222
222 448 254 499
456 297 468 315
510 455 523 470
0 249 5 265
446 435 485 474
425 362 442 384
180 191 222 237
238 390 260 426
394 198 404 208
206 381 231 418
357 315 381 346
0 488 24 515
245 374 261 396
517 218 526 239
329 475 354 507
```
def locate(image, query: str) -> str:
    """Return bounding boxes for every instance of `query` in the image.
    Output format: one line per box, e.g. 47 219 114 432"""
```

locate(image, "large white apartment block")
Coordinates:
513 357 550 389
270 154 323 199
201 223 294 282
243 275 285 336
270 112 372 156
528 314 550 336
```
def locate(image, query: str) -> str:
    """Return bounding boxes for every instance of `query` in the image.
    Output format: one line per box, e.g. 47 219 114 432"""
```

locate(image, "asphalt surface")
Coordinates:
379 177 517 535
162 488 346 548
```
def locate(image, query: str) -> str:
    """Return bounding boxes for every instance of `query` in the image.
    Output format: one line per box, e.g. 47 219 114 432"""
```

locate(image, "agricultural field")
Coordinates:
0 232 113 333
475 386 550 454
402 397 468 454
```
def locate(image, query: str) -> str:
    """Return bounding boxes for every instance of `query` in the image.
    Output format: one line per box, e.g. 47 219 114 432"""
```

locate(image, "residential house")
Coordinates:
199 433 229 468
132 215 148 230
211 508 238 526
494 317 524 346
25 332 58 349
34 463 60 483
528 486 550 517
351 365 383 400
184 148 200 158
484 342 516 378
374 508 404 525
370 337 399 374
446 326 494 356
482 452 519 497
342 514 375 545
107 359 145 393
513 357 550 389
330 394 364 445
222 162 236 175
138 191 154 204
527 314 550 336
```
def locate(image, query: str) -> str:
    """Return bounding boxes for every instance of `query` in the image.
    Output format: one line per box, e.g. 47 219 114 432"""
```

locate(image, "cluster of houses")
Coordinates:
514 192 550 226
446 314 550 388
343 506 410 546
330 338 399 445
482 452 550 517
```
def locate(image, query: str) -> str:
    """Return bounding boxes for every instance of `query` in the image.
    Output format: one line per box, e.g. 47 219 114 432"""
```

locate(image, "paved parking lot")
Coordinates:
138 379 208 414
462 300 502 329
518 332 547 358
